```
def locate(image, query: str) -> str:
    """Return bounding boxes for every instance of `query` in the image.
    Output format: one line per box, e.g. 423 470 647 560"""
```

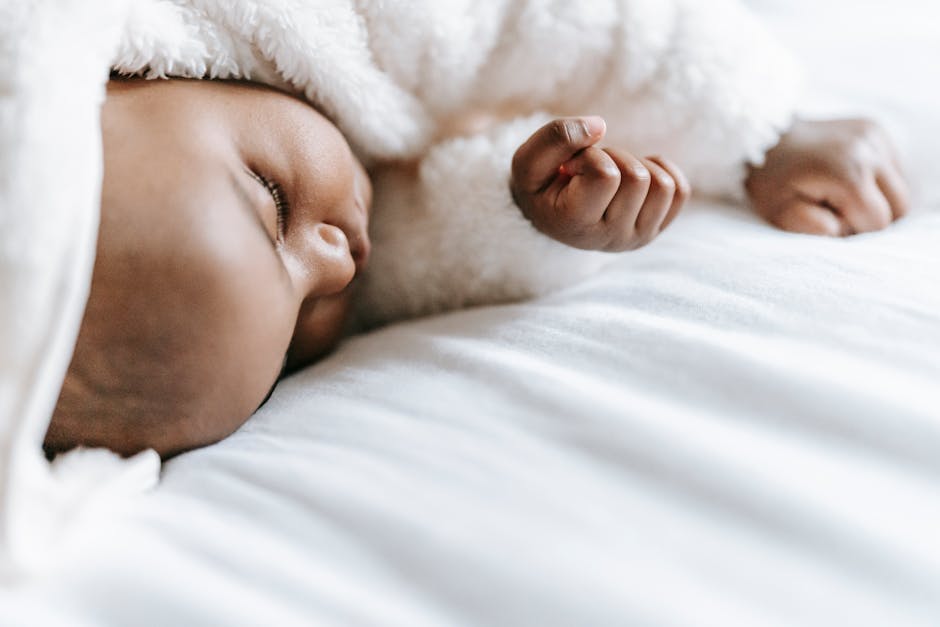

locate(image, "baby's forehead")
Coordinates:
223 82 342 142
222 85 354 178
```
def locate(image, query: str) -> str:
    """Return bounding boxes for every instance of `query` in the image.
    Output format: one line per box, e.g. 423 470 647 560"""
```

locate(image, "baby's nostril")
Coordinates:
316 223 347 249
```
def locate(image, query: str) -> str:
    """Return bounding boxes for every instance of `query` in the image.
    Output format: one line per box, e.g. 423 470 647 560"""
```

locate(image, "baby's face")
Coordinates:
47 79 372 457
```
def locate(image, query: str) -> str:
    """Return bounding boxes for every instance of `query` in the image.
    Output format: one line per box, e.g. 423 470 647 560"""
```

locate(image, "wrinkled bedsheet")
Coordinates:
2 1 939 625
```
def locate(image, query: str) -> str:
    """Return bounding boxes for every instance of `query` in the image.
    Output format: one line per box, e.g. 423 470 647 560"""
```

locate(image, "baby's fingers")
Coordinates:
594 148 651 249
633 158 678 238
841 176 894 234
773 200 844 237
512 116 606 194
796 174 890 235
877 165 911 221
552 146 622 235
593 152 689 251
647 156 690 231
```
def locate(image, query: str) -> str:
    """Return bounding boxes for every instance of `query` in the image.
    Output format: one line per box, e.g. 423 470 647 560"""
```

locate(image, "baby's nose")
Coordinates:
297 223 356 299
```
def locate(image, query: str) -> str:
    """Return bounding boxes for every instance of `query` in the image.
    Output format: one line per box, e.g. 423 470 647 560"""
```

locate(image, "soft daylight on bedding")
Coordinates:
1 0 938 625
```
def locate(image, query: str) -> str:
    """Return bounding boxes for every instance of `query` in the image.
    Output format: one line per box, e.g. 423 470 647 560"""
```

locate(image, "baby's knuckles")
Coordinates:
647 162 677 195
619 158 652 187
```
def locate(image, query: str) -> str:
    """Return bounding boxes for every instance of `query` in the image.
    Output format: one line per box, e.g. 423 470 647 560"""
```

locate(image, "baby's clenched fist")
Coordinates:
510 117 690 252
746 118 910 236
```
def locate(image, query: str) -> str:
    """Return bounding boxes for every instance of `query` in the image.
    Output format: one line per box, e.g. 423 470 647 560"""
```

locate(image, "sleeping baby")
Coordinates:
43 0 909 458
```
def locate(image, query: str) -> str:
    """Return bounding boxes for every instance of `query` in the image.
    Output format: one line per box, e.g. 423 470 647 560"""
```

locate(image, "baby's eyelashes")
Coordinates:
262 176 290 235
246 169 291 240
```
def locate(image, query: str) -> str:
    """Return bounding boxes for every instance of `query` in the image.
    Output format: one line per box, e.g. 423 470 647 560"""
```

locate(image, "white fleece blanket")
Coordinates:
2 1 940 625
0 0 161 577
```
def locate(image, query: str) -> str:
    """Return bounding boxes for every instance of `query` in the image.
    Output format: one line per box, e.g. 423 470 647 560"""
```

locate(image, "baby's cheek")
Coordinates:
189 209 297 390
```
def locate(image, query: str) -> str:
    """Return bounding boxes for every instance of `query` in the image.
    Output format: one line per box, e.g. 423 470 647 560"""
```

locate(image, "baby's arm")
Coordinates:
364 0 909 236
363 0 800 199
354 113 690 329
115 0 800 197
354 115 608 329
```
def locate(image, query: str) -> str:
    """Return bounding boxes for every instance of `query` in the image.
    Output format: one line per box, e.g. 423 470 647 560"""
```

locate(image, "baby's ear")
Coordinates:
511 117 607 194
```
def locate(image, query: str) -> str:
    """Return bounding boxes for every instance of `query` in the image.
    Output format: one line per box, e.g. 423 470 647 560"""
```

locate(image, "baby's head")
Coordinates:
45 79 372 458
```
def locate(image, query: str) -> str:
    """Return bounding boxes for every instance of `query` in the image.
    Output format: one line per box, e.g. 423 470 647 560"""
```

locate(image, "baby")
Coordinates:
41 0 910 459
42 76 909 459
46 79 371 459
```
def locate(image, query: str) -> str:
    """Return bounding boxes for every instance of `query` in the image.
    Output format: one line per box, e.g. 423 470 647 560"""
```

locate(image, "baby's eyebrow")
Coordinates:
230 169 276 248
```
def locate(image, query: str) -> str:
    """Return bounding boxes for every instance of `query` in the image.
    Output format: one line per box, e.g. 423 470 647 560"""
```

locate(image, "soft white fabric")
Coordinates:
5 211 940 624
0 0 161 579
113 0 799 186
2 1 938 624
0 0 798 576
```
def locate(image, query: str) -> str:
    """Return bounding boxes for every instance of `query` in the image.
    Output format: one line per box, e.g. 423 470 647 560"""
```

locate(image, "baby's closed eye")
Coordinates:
251 170 292 236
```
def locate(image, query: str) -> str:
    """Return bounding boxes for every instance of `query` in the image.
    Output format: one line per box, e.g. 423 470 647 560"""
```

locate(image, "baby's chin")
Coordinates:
285 286 356 372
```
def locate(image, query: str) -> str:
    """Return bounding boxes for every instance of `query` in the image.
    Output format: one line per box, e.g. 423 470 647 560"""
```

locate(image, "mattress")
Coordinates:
3 1 939 625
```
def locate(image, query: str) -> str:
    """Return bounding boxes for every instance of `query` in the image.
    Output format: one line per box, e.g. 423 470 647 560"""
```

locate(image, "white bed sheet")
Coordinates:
4 2 940 625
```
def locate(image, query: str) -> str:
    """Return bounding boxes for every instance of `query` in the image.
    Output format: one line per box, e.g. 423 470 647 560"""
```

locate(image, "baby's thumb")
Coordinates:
512 116 606 193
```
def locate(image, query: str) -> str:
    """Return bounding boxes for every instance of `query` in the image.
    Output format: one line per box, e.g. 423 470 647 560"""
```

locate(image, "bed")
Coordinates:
2 1 939 625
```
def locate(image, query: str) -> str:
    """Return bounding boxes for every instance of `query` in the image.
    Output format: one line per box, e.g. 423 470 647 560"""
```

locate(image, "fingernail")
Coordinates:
582 116 606 138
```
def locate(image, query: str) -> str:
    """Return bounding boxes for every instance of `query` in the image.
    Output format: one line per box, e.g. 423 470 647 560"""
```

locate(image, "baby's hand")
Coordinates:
510 117 690 252
746 119 910 236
